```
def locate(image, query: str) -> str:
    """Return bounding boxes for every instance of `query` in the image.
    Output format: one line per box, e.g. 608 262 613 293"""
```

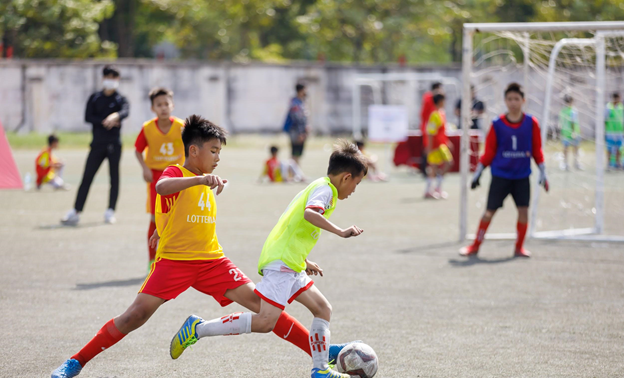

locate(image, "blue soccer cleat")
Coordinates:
311 367 350 378
328 340 362 365
170 314 203 359
51 358 82 378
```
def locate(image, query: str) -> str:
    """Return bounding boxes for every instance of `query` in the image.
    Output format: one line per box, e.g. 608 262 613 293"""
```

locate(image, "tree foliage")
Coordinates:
2 0 624 62
0 0 115 58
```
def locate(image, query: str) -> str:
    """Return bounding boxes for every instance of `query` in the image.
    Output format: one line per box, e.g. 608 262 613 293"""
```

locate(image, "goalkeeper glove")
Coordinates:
471 163 485 189
538 163 549 192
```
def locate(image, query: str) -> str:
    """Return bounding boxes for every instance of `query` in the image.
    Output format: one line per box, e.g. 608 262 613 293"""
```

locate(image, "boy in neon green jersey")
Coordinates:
559 95 581 171
606 92 624 169
172 140 367 378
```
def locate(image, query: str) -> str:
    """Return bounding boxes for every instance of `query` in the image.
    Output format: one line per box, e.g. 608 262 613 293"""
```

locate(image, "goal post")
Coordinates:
459 21 624 243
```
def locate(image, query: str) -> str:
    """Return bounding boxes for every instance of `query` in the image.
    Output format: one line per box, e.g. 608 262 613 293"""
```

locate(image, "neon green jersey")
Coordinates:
559 106 580 140
258 177 338 274
606 102 624 134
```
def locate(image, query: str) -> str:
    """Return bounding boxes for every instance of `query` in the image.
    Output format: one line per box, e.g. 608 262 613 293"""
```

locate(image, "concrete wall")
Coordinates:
0 60 463 135
2 59 619 137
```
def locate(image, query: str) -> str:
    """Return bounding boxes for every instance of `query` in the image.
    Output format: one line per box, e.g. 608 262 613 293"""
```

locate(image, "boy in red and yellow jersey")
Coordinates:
36 134 68 190
135 87 185 267
51 115 348 378
424 94 453 199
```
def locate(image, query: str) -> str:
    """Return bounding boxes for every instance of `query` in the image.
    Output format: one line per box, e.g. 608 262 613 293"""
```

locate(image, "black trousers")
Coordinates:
74 143 122 212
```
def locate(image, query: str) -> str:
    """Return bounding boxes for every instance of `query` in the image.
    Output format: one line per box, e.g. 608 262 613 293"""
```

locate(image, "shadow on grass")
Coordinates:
36 222 106 230
396 241 459 255
74 277 145 290
448 256 519 267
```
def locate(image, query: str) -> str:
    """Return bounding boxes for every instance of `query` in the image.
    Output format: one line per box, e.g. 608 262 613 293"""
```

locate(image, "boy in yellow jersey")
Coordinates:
134 87 185 267
172 140 367 378
425 93 453 199
51 115 346 378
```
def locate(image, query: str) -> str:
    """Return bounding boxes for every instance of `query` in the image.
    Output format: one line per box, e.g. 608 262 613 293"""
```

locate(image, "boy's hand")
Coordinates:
143 168 153 183
538 163 549 193
471 163 485 190
199 174 228 195
340 225 363 238
305 259 323 276
149 229 160 249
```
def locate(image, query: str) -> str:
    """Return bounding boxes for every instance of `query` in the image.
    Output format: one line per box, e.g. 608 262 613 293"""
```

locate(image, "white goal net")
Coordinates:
459 22 624 242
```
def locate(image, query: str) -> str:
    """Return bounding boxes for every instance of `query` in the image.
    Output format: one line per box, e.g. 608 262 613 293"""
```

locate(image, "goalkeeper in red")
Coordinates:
460 83 549 258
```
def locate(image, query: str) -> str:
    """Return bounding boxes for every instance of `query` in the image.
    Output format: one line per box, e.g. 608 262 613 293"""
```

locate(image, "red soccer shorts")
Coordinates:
139 257 252 305
147 169 164 215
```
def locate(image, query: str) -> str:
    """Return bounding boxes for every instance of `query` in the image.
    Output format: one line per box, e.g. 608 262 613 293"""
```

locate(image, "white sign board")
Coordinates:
367 105 409 142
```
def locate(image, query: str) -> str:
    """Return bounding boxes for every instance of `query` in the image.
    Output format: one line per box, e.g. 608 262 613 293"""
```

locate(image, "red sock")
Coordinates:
71 319 126 367
473 220 491 248
272 312 312 357
148 221 157 261
516 222 528 250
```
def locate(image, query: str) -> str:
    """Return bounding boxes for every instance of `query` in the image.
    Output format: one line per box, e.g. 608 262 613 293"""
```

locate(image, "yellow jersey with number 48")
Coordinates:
155 164 223 261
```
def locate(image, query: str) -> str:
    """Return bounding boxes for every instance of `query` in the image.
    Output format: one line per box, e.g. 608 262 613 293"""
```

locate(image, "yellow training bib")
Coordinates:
143 117 185 171
155 165 223 261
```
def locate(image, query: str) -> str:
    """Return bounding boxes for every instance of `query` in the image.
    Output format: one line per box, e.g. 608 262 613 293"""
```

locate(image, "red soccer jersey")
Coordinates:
420 92 435 147
265 157 279 182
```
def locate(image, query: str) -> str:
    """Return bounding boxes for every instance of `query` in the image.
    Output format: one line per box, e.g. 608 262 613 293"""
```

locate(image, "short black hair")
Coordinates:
102 65 120 78
149 87 173 105
613 92 621 99
48 134 59 146
431 82 442 91
270 145 279 154
433 93 445 105
296 83 305 93
504 82 524 98
327 140 368 177
182 115 227 157
563 94 573 104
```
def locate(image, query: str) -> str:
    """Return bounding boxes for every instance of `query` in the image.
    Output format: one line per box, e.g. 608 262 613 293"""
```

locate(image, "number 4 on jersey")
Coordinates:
198 192 211 211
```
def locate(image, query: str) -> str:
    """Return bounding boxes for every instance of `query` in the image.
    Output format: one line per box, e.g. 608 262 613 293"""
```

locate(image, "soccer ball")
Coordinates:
335 342 378 378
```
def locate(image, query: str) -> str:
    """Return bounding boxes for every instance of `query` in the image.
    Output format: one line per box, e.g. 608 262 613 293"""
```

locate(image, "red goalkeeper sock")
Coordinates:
272 311 312 357
71 319 126 367
473 220 491 249
516 222 528 251
148 221 157 261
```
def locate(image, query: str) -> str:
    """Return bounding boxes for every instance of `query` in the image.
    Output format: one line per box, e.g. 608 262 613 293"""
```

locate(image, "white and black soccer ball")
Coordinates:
335 342 378 378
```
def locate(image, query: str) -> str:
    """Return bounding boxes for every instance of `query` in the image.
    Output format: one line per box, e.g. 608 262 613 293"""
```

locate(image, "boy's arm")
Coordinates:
156 174 227 196
303 208 363 238
479 125 497 167
135 151 152 183
134 129 152 182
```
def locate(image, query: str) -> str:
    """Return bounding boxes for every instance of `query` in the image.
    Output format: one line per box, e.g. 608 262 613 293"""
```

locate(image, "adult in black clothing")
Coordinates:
62 65 130 225
455 85 485 130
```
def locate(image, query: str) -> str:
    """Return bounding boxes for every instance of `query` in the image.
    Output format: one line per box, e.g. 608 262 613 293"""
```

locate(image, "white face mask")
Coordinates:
102 79 119 90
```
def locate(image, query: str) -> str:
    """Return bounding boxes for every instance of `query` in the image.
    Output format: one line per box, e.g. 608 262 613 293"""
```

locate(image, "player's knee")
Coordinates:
315 301 332 320
254 314 278 333
124 307 152 327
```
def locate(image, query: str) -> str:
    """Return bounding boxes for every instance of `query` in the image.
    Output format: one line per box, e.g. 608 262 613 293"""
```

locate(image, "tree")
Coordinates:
0 0 115 58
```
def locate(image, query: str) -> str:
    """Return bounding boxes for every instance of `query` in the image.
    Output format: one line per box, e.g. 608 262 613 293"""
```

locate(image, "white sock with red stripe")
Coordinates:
309 317 330 370
196 312 252 338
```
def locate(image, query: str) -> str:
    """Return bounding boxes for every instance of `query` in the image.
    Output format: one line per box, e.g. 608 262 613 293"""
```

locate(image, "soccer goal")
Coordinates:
459 21 624 243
